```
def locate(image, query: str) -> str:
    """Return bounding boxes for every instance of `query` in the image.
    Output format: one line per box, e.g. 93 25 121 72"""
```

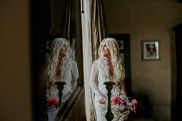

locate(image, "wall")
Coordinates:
104 0 182 120
0 0 32 121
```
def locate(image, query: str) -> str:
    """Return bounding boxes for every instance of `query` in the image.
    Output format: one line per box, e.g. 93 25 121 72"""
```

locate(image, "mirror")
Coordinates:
31 0 83 121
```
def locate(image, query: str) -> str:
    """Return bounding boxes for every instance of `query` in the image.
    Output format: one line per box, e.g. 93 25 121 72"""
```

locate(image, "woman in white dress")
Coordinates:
45 38 79 121
90 38 126 121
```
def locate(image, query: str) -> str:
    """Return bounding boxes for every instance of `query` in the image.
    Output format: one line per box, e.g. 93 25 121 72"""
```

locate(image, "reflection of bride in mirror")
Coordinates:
45 38 79 121
90 38 126 121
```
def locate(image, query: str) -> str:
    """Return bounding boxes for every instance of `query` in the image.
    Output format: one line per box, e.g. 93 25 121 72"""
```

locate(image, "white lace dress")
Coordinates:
90 60 125 121
46 60 79 121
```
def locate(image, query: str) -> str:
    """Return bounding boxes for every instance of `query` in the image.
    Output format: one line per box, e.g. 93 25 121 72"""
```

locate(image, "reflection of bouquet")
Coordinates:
111 87 138 121
46 85 59 107
47 97 59 107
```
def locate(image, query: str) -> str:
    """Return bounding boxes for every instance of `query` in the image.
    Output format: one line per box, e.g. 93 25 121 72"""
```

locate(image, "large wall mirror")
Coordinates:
31 0 83 121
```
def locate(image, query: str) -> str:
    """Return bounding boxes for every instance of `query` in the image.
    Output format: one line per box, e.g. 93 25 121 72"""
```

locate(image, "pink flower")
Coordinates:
47 97 59 106
112 96 121 105
132 99 138 111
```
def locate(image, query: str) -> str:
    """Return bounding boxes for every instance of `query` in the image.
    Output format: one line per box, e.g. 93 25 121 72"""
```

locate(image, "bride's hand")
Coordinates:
99 98 105 104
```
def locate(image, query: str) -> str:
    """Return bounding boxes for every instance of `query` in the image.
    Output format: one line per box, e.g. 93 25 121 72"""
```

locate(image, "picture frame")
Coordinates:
141 40 160 61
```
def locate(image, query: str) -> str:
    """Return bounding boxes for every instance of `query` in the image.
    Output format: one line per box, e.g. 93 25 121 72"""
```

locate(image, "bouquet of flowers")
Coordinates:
111 87 138 121
47 97 59 107
46 85 59 107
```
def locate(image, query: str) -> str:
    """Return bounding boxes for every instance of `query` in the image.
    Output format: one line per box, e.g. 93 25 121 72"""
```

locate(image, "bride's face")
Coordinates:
101 41 111 57
59 42 69 58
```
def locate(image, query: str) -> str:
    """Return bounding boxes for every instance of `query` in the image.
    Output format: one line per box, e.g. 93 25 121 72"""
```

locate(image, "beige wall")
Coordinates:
104 0 182 120
0 0 32 121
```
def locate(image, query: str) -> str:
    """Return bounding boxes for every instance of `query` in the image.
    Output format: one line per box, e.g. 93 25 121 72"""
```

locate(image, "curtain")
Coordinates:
50 0 78 60
62 0 72 40
90 0 108 120
50 0 67 36
50 0 72 41
90 0 108 60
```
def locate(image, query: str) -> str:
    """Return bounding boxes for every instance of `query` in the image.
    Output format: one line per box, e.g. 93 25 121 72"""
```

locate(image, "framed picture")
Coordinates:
141 40 160 61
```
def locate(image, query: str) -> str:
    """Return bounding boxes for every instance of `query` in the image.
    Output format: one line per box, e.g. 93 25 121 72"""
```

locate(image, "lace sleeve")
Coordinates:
90 60 103 99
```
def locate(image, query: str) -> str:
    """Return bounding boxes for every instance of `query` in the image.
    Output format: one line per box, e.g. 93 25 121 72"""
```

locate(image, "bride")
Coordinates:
45 38 79 121
90 38 126 121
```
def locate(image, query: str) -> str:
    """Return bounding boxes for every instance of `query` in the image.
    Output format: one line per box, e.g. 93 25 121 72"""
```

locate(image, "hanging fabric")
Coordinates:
50 0 77 60
90 0 108 60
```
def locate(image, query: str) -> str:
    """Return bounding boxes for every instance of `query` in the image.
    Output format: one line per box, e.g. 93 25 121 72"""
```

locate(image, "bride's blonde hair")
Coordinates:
46 38 71 83
98 38 125 82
